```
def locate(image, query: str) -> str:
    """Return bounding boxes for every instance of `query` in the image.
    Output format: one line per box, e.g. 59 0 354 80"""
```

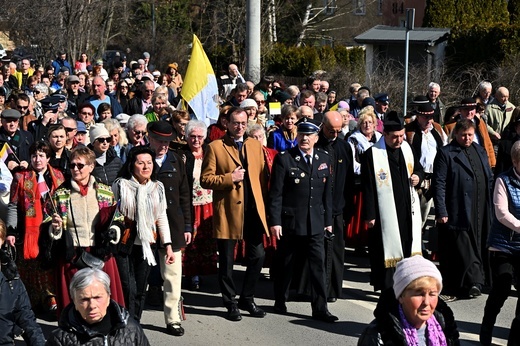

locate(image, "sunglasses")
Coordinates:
97 137 110 143
70 162 87 170
133 130 146 136
34 90 41 94
64 127 77 133
17 105 29 110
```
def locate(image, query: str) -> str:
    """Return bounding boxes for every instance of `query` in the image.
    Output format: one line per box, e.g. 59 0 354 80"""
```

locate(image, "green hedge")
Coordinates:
447 23 520 69
262 44 365 77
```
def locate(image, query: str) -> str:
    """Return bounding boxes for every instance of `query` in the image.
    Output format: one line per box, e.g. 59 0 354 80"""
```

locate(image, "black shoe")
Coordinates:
327 297 337 303
226 305 242 321
273 302 288 314
166 323 184 336
469 285 482 298
238 300 266 318
312 311 339 323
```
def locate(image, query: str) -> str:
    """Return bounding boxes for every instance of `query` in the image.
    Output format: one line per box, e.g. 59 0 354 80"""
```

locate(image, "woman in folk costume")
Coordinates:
6 141 65 312
346 106 382 250
112 146 175 321
48 146 125 314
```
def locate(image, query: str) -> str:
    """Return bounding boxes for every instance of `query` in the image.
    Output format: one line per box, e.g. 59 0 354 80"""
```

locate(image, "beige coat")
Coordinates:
201 134 268 239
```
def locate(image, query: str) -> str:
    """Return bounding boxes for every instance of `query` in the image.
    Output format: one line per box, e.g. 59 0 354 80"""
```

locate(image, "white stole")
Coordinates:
372 137 422 268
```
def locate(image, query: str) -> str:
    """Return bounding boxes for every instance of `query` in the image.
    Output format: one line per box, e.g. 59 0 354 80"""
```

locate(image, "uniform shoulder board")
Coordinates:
316 147 329 155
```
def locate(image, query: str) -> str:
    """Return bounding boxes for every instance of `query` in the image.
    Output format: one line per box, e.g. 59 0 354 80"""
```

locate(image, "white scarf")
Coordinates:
372 137 422 268
117 177 167 266
349 130 382 154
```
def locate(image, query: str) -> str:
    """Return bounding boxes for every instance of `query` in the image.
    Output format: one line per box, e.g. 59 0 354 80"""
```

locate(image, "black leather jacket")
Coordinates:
46 300 149 346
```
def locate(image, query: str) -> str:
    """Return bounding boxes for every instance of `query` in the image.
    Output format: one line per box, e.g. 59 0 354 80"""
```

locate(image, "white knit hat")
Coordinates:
240 99 258 110
392 255 443 298
89 123 110 143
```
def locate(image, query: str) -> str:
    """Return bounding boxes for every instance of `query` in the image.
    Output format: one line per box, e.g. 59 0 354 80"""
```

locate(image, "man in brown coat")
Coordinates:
201 107 269 321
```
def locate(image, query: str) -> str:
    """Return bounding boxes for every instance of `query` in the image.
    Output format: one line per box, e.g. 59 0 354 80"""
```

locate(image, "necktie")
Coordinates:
236 141 243 152
305 154 312 171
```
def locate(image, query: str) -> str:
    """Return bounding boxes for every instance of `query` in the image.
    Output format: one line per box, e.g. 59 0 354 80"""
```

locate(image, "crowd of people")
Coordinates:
0 51 518 345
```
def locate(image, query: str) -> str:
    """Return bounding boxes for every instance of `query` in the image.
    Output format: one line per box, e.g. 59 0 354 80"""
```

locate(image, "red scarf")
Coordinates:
23 167 64 259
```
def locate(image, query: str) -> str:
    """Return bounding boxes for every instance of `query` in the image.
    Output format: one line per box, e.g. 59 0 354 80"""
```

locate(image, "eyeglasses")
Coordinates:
34 90 41 94
189 135 204 140
64 127 77 133
255 100 265 105
97 137 110 143
3 118 18 123
120 85 128 89
133 130 146 136
17 105 29 110
70 162 87 170
80 111 93 116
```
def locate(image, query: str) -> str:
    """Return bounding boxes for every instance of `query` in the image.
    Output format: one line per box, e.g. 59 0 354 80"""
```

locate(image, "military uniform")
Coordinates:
269 145 333 314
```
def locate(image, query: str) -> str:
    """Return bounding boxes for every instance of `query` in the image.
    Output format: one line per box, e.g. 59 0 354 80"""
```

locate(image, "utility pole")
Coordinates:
246 0 261 84
403 8 415 117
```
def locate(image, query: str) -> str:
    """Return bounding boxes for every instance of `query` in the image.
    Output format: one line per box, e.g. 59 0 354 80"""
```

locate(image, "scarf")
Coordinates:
371 138 422 267
282 126 297 142
23 167 64 259
398 305 447 346
117 177 167 266
349 130 382 154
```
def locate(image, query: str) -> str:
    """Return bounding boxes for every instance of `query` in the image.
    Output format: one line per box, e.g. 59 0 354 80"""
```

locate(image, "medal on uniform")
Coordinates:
295 178 300 184
295 156 301 161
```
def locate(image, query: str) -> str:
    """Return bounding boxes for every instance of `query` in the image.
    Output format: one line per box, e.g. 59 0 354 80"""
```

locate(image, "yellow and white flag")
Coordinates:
180 35 219 124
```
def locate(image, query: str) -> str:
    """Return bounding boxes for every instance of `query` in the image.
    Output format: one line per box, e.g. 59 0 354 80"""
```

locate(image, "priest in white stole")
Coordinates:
361 111 424 291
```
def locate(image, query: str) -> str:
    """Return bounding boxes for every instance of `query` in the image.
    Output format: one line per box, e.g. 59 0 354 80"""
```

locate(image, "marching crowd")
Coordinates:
0 51 518 345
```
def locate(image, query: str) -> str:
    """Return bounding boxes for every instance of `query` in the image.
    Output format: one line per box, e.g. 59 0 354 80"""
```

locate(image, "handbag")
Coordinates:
69 198 104 270
74 249 104 270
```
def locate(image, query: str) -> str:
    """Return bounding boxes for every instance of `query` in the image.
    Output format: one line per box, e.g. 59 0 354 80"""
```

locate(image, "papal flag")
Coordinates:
180 35 219 124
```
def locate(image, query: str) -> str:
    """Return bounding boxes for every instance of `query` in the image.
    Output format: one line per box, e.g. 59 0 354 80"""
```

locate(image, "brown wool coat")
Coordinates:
200 133 268 239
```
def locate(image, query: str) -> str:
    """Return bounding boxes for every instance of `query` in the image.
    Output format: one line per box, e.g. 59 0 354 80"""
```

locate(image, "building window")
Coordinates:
355 0 366 15
325 0 336 15
378 0 383 15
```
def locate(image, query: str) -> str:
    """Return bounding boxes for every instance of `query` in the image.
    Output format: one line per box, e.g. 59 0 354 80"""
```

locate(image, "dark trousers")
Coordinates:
115 245 150 321
217 210 265 308
482 251 520 336
325 214 345 299
274 232 328 313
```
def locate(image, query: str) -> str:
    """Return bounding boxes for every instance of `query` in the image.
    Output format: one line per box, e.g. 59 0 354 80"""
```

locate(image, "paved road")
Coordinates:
32 248 515 345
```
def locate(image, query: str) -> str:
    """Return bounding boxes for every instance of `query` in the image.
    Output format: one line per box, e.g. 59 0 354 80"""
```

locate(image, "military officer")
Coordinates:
269 117 338 323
